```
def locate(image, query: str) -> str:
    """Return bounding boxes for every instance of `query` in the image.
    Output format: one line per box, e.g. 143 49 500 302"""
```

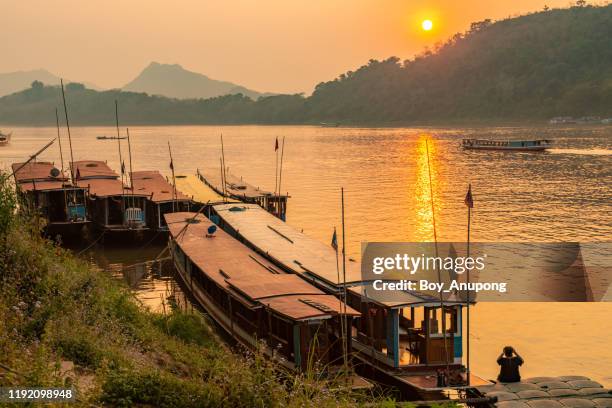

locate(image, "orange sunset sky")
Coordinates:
2 0 583 93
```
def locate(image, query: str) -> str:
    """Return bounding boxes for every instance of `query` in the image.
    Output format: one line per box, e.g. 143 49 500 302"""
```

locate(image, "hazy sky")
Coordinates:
3 0 577 94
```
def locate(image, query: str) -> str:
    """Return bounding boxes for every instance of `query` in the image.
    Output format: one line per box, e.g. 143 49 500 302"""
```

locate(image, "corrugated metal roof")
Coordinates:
262 294 361 321
213 203 363 286
17 180 71 192
174 174 229 204
77 178 146 198
165 212 358 321
227 274 324 300
73 161 118 180
131 170 190 203
12 162 67 183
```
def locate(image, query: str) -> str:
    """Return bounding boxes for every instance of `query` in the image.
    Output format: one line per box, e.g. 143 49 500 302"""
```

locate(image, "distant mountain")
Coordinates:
1 5 611 125
0 69 60 97
0 69 100 97
122 62 269 100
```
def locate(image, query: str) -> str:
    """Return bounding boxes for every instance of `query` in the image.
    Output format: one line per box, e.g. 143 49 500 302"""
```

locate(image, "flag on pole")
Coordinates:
169 159 174 170
121 160 126 175
275 137 279 151
331 227 338 251
464 184 474 208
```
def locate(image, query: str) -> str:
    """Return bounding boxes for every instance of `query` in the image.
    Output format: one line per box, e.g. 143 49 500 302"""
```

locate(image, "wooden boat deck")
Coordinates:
174 174 231 205
213 203 363 287
476 376 611 407
165 212 358 320
131 170 190 203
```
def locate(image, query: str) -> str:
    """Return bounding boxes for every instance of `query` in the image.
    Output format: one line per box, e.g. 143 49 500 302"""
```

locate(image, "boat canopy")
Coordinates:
131 170 190 203
165 212 358 321
174 174 231 205
73 160 146 198
72 160 118 180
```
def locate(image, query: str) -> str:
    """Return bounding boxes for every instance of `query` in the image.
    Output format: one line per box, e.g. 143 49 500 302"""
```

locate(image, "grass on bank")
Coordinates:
0 173 457 407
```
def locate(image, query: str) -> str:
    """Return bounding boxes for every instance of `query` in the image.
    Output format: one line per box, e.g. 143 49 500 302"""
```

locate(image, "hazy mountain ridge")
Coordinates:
1 5 611 125
0 69 100 97
122 62 270 100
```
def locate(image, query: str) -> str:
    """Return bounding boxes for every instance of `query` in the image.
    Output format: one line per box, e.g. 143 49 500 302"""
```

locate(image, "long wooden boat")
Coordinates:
462 138 551 151
72 160 149 234
131 170 192 232
196 168 289 220
211 203 490 399
11 161 89 238
164 212 370 389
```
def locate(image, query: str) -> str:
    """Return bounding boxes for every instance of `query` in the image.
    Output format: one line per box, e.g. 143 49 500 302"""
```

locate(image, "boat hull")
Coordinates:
463 145 547 151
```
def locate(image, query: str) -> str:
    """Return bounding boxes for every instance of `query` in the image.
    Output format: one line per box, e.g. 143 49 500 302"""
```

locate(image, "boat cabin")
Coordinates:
165 212 362 375
197 168 289 220
73 160 148 231
11 161 88 227
131 170 192 231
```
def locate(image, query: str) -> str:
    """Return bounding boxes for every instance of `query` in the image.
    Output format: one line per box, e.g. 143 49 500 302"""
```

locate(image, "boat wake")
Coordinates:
548 148 612 156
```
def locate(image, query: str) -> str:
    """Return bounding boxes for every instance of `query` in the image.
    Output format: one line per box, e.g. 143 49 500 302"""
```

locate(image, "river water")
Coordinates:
1 124 610 386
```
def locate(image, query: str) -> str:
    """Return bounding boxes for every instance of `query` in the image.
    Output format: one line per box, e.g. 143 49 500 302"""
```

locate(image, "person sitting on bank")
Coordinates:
497 346 524 383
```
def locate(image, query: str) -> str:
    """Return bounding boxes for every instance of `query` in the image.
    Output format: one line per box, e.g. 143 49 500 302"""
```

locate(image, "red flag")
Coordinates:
169 159 174 171
464 184 474 208
275 137 279 152
121 161 126 175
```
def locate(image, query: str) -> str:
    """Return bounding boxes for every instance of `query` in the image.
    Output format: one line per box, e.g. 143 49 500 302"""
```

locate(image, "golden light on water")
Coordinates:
422 19 433 31
414 135 442 242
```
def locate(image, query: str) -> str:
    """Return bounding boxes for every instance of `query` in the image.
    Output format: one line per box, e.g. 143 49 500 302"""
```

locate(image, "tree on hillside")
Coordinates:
31 80 44 90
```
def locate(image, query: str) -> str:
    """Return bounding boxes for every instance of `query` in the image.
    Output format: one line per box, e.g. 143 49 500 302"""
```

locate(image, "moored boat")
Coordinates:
73 160 149 236
11 161 89 238
165 212 370 389
0 131 11 145
131 170 192 232
210 203 490 399
462 138 551 151
197 168 289 220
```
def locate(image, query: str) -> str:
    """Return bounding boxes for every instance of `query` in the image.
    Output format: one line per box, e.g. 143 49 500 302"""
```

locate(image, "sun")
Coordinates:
421 19 433 31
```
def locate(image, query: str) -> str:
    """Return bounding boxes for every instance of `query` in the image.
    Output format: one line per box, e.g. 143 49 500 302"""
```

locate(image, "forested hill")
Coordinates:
1 4 611 126
306 4 612 122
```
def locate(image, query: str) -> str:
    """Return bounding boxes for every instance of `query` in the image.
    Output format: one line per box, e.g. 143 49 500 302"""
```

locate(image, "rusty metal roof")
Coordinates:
262 294 360 321
12 162 67 183
73 161 118 180
164 212 358 321
17 180 76 192
131 171 190 203
76 178 147 198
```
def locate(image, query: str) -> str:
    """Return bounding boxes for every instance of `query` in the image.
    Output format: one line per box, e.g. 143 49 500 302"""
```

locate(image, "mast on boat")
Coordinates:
59 79 76 184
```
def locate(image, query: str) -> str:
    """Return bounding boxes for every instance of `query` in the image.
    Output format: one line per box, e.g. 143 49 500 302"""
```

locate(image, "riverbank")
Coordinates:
0 174 446 407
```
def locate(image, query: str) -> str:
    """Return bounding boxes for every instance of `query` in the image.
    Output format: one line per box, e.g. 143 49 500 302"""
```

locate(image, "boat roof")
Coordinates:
12 162 68 183
197 168 288 200
347 285 469 308
174 174 232 205
165 212 357 321
213 203 363 287
131 171 190 203
17 181 83 192
76 178 137 198
72 160 118 180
